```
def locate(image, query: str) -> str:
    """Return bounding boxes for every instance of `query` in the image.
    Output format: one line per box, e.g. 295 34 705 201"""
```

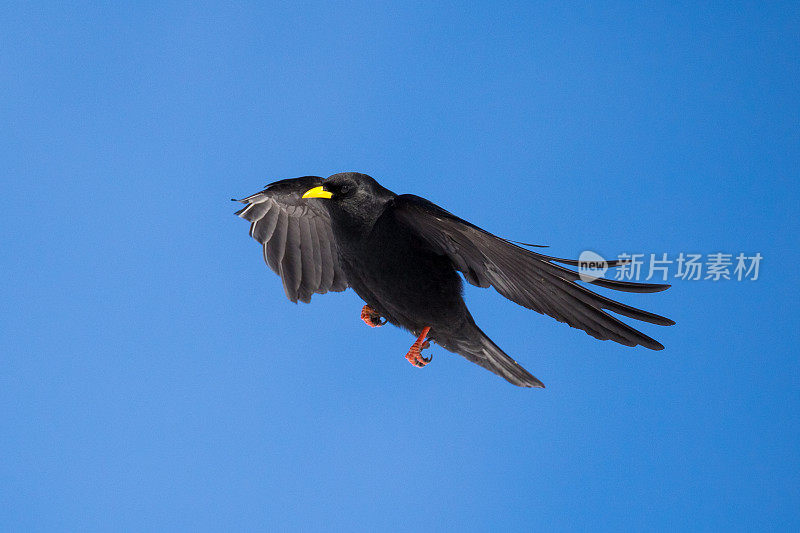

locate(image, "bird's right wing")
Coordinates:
234 176 348 303
392 194 674 350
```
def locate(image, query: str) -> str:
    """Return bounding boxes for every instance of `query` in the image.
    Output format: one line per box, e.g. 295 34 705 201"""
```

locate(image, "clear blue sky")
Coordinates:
2 2 798 531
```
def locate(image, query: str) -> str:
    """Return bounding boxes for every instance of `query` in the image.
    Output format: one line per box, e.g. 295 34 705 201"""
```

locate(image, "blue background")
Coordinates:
2 2 798 530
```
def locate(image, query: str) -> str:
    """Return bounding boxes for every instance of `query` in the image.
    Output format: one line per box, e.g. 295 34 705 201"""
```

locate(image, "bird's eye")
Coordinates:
340 184 352 194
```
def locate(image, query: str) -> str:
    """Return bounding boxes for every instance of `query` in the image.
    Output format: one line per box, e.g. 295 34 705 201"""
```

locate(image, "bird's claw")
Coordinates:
360 305 386 327
405 348 432 367
405 326 432 368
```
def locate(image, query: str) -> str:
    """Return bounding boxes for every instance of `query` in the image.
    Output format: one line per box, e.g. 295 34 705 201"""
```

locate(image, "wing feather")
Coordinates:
296 216 316 302
315 217 335 292
265 210 288 275
235 176 348 302
280 216 302 299
392 194 673 350
307 217 324 293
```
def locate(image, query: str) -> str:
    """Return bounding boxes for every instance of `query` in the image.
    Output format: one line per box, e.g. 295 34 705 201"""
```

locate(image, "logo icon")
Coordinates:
578 250 609 282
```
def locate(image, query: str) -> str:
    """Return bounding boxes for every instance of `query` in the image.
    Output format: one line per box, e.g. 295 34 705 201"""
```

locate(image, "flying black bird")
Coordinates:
234 172 674 387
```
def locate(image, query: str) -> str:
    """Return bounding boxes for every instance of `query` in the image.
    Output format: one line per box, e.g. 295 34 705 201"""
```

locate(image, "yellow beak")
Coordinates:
302 186 333 199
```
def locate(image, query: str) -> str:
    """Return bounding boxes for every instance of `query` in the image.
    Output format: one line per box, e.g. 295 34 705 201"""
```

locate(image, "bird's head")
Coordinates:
302 172 395 227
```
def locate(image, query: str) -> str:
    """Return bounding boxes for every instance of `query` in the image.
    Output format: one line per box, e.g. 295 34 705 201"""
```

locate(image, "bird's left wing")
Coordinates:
235 176 348 303
392 194 674 350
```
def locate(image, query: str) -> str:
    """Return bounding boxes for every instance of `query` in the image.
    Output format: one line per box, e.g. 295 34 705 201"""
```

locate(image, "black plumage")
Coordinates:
235 172 674 387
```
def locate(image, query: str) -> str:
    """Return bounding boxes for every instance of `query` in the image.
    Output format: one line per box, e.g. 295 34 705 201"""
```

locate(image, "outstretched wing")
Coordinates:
234 176 348 303
392 195 674 350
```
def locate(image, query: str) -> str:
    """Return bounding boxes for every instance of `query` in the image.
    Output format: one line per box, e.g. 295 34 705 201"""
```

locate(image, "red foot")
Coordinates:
405 326 432 368
360 305 386 328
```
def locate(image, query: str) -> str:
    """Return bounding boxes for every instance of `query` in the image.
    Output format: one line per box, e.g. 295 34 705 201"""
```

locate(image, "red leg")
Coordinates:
360 305 386 328
405 326 432 368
